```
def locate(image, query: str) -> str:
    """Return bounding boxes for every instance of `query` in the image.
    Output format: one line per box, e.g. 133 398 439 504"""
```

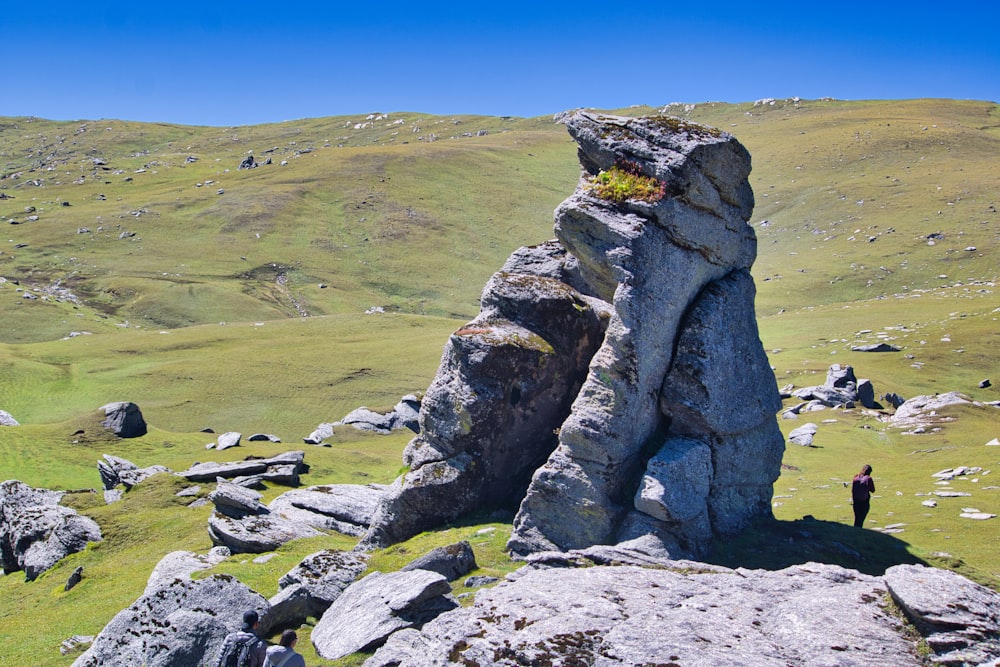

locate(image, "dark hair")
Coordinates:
860 464 872 475
241 610 259 631
280 629 297 647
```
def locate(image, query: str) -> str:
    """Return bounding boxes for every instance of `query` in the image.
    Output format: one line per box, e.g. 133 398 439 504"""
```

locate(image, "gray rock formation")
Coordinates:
891 392 986 430
268 484 385 537
268 549 369 629
312 569 458 661
400 541 477 581
216 431 242 451
788 422 819 447
359 112 784 559
365 561 1000 667
304 395 423 442
790 363 878 409
885 564 1000 665
206 479 323 553
0 480 103 581
0 409 18 426
97 454 168 490
70 574 269 667
99 401 147 438
176 450 306 484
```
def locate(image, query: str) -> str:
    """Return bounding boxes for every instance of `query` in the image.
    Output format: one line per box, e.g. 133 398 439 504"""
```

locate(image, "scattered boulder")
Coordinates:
216 431 242 451
788 422 819 447
60 635 94 656
890 392 983 430
303 422 334 445
367 561 999 667
97 454 168 490
0 409 18 426
401 541 477 581
980 379 992 389
0 480 102 581
99 401 147 438
851 343 901 352
65 565 84 591
247 433 281 442
176 450 306 484
268 549 369 629
790 364 874 408
311 569 458 660
70 574 269 667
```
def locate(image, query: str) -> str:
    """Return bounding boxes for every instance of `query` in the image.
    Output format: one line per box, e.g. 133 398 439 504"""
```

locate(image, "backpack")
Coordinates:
223 633 258 667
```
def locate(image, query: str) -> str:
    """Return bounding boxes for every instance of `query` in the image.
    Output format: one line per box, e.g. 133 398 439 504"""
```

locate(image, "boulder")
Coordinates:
312 569 458 660
0 480 102 581
891 392 980 429
0 409 18 426
247 433 281 442
789 422 818 447
303 422 334 444
71 574 269 667
360 248 609 549
269 484 385 536
885 564 1000 665
268 549 369 627
216 431 242 451
790 364 865 408
207 479 323 553
851 343 901 352
208 510 322 554
99 401 147 438
176 451 306 484
366 562 995 667
401 541 477 581
97 454 168 490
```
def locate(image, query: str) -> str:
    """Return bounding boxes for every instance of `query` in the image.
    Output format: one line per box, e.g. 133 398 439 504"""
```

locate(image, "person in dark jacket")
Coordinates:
851 464 876 527
215 610 267 667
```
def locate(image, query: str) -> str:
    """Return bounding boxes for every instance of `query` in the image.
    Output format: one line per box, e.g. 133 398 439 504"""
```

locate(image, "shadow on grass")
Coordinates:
706 516 927 576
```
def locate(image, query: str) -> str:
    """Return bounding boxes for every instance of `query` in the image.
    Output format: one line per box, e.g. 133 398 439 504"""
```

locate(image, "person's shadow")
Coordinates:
706 515 928 575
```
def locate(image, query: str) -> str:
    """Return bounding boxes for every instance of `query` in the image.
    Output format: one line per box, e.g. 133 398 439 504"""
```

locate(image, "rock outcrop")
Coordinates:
268 549 369 630
207 480 323 553
0 480 102 581
98 454 169 490
789 363 876 410
364 560 1000 667
361 111 783 559
71 573 269 667
0 409 18 426
99 401 147 438
312 569 458 661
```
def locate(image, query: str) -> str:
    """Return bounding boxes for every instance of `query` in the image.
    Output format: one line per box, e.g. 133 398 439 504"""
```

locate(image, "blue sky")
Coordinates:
4 1 998 126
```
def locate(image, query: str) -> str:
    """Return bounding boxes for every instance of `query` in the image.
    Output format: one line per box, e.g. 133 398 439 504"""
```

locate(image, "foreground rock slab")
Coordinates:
312 569 458 660
366 562 998 667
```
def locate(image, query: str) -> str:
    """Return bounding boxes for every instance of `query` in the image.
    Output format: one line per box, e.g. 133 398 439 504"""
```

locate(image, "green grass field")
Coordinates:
1 99 998 665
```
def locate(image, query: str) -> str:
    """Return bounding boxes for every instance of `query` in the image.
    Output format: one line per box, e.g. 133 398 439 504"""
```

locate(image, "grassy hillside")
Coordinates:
1 99 998 666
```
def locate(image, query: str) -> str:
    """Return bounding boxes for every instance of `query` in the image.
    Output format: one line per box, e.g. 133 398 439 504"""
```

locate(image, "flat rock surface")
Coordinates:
366 562 937 667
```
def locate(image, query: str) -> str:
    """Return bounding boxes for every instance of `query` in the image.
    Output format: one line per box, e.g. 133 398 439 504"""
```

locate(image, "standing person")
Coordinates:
215 610 267 667
851 464 876 528
265 629 306 667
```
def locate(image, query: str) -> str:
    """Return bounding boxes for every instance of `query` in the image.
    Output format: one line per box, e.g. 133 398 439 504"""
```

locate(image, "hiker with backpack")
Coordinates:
264 629 306 667
215 610 268 667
